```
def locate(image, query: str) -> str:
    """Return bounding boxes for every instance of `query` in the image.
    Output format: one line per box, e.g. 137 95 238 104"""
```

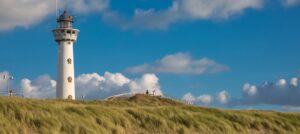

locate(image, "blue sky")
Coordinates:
0 0 300 111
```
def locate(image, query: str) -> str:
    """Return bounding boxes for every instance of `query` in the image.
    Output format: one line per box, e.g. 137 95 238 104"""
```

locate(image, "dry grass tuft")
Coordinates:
0 95 299 134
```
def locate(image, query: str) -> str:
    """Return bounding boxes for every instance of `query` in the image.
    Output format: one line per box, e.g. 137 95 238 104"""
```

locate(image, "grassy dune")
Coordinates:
0 94 300 134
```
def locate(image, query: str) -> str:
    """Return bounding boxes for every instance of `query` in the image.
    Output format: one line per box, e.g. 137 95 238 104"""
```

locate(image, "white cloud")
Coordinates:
238 77 300 106
21 75 56 99
182 90 230 106
17 72 162 99
127 52 228 75
103 0 263 30
0 0 55 30
66 0 108 14
76 72 130 93
76 73 105 88
76 72 132 99
217 90 230 104
78 72 163 98
290 78 298 87
182 92 196 104
129 74 163 96
182 93 214 106
186 77 300 108
0 0 108 30
197 94 213 105
0 0 298 31
104 72 131 87
243 83 257 96
2 0 262 30
276 79 287 87
179 0 262 19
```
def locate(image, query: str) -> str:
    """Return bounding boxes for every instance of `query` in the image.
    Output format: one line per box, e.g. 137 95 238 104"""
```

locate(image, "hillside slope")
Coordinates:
0 94 300 134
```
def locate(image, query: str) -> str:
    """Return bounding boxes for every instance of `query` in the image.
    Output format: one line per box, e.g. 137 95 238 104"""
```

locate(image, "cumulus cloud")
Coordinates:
103 0 263 30
75 72 131 99
0 0 108 30
243 83 257 96
290 77 298 87
182 93 214 106
182 93 196 104
183 77 300 109
129 74 163 96
276 79 287 87
17 72 163 99
21 75 56 99
217 90 230 104
76 72 163 99
126 52 228 75
239 78 300 107
198 94 213 105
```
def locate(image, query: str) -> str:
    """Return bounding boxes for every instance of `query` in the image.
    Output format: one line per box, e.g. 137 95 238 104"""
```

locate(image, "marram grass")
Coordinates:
0 94 300 134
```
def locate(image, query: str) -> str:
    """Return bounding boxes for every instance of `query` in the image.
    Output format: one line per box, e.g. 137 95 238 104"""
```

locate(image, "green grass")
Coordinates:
0 94 300 134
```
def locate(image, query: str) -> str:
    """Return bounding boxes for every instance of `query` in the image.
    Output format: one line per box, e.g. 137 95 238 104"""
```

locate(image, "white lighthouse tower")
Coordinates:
53 10 79 100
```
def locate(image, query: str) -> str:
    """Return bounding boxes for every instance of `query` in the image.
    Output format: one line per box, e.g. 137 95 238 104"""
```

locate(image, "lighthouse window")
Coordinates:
67 30 71 34
62 22 68 28
72 31 75 34
68 42 71 44
67 58 72 64
68 77 73 83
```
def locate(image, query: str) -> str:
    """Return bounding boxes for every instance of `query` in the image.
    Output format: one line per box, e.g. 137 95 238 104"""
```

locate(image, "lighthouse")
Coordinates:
53 10 79 100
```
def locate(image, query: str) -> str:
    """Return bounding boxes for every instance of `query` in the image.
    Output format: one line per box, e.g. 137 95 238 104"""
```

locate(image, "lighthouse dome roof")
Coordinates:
57 10 73 22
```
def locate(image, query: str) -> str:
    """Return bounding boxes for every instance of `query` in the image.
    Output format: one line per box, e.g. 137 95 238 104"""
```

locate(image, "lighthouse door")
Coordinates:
68 95 73 100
